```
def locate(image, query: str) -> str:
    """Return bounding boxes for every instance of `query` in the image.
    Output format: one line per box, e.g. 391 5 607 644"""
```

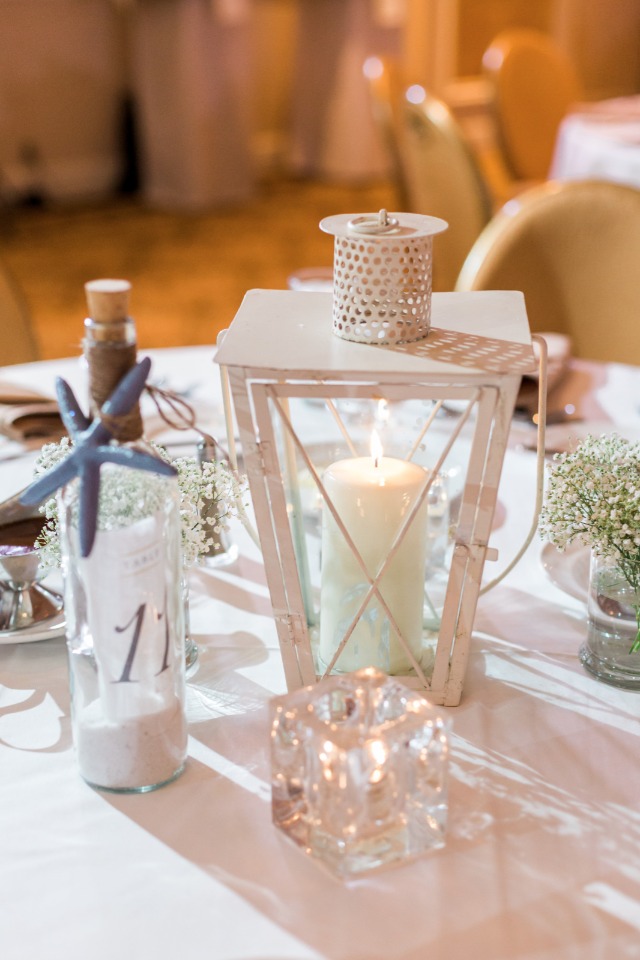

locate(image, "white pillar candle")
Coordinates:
319 452 428 675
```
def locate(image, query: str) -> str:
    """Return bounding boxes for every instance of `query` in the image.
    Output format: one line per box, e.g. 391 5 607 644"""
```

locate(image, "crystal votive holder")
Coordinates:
270 667 450 880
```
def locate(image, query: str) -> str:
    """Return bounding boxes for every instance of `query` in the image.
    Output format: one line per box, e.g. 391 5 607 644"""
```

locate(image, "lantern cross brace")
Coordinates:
405 397 447 462
267 384 481 684
268 389 424 677
325 397 359 457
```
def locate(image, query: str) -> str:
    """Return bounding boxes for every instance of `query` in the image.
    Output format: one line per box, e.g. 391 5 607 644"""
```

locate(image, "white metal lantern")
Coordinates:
216 276 534 708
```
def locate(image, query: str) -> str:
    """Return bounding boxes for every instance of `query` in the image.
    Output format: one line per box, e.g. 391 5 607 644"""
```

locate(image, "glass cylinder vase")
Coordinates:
62 464 188 792
580 551 640 690
182 572 198 678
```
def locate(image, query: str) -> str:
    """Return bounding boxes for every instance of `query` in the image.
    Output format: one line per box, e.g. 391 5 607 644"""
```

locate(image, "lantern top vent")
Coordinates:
320 209 448 240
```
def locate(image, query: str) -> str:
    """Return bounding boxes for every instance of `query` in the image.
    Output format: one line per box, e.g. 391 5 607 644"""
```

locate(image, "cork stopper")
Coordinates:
84 279 131 324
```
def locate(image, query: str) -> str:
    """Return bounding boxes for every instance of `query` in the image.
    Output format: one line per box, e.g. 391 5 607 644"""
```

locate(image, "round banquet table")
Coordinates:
128 0 254 209
288 0 403 180
1 345 640 960
550 95 640 190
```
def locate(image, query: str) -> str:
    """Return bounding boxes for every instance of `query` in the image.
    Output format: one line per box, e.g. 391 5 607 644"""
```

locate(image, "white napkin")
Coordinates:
576 96 640 122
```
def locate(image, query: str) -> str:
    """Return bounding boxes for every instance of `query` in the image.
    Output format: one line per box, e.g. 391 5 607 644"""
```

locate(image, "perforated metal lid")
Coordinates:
320 209 448 239
320 209 448 344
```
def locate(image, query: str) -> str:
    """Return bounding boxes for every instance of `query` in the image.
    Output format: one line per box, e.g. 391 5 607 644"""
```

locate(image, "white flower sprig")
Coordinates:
539 432 640 652
171 452 246 565
32 437 248 569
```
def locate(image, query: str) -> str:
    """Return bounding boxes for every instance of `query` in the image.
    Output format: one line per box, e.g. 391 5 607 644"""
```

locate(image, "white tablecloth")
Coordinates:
550 96 640 190
1 346 640 960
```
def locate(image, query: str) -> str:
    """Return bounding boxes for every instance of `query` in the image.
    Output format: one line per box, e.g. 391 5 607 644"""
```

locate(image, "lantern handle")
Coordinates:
347 209 400 236
480 333 548 594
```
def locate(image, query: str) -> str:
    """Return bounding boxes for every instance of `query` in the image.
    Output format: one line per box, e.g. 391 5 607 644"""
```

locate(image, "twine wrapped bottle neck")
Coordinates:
83 279 143 442
84 338 144 442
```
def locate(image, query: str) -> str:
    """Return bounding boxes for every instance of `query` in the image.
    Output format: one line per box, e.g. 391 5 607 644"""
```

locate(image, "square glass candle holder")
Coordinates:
270 667 450 880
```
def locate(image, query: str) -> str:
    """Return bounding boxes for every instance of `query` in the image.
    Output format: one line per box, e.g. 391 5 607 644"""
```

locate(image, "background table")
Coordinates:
130 0 254 209
550 95 640 190
289 0 403 181
1 345 640 959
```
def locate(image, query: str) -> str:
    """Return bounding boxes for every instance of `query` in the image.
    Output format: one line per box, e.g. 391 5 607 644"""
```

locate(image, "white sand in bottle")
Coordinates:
75 697 187 791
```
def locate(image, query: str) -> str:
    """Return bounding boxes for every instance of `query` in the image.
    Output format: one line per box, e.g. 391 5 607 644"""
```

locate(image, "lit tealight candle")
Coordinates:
319 432 429 675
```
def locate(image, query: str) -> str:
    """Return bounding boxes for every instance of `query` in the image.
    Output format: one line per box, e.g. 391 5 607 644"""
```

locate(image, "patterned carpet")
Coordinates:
0 176 394 361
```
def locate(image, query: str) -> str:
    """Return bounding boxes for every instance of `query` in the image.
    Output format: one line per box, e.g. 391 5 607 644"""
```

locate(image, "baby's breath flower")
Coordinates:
540 433 640 568
172 454 247 565
32 438 247 568
540 433 640 652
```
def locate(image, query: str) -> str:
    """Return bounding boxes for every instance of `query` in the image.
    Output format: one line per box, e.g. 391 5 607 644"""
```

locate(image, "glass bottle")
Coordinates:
62 279 187 792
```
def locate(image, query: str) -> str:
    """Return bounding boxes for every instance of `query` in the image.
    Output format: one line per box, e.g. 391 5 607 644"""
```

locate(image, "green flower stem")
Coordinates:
632 606 640 655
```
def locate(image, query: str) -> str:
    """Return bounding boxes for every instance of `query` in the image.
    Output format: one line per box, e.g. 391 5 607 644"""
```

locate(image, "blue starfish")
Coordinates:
21 357 176 557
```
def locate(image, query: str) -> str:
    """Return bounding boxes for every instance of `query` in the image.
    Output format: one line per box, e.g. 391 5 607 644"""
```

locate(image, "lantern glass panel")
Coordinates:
264 382 483 684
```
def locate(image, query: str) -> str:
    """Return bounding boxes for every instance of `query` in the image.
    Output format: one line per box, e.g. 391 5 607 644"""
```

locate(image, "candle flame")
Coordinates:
370 429 383 469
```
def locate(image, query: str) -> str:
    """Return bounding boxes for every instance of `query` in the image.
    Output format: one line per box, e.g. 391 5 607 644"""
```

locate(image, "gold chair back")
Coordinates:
455 180 640 364
483 28 583 182
398 87 494 291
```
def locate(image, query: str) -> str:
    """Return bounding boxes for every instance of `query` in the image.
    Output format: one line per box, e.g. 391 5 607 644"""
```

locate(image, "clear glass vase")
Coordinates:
580 551 640 690
182 571 199 678
62 464 188 792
